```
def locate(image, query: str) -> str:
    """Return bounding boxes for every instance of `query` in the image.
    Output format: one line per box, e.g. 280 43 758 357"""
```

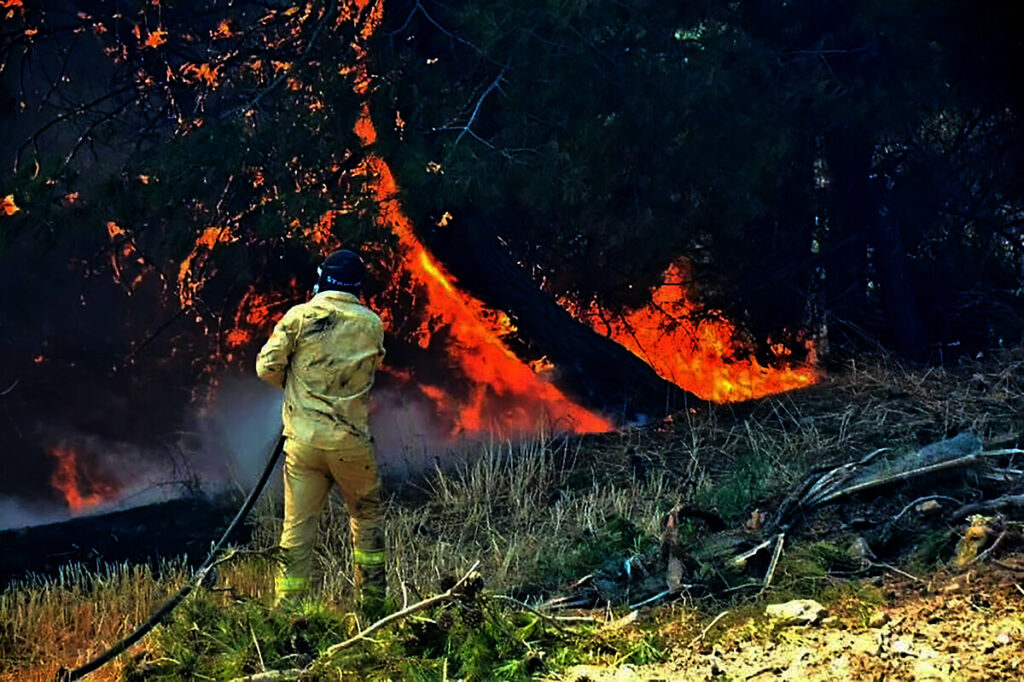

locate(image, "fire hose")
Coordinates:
57 431 286 681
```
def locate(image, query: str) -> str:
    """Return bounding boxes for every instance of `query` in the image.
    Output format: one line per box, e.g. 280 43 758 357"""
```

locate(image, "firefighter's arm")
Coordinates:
256 307 300 388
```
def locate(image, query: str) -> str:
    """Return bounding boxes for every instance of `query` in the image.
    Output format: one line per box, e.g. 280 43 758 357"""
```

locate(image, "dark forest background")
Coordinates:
1 1 1023 504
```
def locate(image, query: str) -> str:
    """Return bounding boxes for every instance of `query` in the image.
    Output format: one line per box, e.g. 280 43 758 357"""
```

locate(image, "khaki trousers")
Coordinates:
275 438 386 604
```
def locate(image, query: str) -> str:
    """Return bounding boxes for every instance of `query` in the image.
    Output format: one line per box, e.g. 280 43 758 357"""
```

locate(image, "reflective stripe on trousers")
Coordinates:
276 438 385 604
274 575 310 596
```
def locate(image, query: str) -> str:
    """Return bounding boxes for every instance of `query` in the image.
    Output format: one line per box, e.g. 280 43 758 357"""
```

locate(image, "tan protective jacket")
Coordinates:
256 291 385 448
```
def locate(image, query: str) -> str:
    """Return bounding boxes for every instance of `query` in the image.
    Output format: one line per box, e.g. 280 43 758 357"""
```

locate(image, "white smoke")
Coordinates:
0 373 474 530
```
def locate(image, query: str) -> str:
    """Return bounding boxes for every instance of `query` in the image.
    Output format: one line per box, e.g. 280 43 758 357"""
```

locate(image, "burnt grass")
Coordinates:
0 494 247 588
3 349 1024 679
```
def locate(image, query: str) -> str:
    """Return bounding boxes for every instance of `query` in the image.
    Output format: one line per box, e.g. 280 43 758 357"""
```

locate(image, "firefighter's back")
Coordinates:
282 291 385 446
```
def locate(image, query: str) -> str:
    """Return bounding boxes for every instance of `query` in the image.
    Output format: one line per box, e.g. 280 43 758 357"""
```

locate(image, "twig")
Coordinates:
971 527 1009 565
687 610 729 648
891 495 962 525
979 448 1024 457
224 0 337 120
0 379 17 396
320 561 481 659
492 595 569 632
60 96 139 170
14 84 135 173
759 533 786 596
870 561 923 583
249 625 265 672
800 464 856 507
231 562 483 682
443 61 509 150
1015 584 1024 597
539 597 592 611
732 538 774 565
721 582 763 594
627 586 689 611
993 559 1024 573
229 672 300 682
857 447 891 466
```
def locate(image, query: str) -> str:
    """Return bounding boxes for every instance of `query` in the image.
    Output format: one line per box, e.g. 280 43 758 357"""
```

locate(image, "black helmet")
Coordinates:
316 249 365 294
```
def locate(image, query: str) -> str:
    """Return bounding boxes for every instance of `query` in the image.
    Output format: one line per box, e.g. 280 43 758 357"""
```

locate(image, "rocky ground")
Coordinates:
560 556 1024 682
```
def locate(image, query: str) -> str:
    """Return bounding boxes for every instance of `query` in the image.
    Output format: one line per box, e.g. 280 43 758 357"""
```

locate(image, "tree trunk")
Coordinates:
427 216 704 421
870 187 927 359
825 127 927 359
823 129 873 350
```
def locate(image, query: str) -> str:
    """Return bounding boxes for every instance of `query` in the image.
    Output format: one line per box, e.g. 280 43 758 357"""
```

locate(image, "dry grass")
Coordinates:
3 349 1024 679
0 434 681 680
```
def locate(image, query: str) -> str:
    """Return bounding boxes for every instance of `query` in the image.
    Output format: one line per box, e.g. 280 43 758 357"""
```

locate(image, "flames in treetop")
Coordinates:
568 260 819 403
171 0 817 434
48 445 120 514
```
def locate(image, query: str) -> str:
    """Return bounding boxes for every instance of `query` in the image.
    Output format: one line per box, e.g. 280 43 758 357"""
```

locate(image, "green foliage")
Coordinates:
817 581 888 627
133 596 350 679
531 514 654 586
766 541 865 600
696 451 775 522
904 529 958 574
130 585 595 681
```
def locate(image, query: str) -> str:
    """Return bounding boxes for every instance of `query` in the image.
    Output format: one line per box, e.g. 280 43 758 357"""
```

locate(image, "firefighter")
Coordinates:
256 249 387 614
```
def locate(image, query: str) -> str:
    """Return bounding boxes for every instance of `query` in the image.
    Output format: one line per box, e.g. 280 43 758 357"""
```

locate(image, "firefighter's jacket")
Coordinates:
256 291 385 448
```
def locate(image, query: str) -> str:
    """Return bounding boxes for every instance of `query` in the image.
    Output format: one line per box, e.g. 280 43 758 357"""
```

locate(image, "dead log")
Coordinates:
427 213 705 421
950 494 1024 521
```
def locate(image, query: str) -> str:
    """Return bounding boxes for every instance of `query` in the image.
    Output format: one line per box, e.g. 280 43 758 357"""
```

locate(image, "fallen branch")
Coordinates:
972 526 1009 565
805 453 982 507
492 594 570 632
687 610 729 648
951 494 1024 520
758 533 786 596
231 561 483 682
628 585 689 611
322 561 481 659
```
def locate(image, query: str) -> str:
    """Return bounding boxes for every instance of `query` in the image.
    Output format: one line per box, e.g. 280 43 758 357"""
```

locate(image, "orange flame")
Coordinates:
177 226 237 308
48 445 119 513
225 279 304 351
569 260 818 403
349 6 610 436
358 135 610 434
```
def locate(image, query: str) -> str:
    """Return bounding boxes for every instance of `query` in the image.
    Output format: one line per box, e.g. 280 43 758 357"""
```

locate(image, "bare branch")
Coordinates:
311 561 481 666
437 62 510 152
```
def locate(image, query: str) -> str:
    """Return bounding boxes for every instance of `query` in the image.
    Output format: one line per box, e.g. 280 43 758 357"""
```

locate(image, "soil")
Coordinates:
559 555 1024 682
